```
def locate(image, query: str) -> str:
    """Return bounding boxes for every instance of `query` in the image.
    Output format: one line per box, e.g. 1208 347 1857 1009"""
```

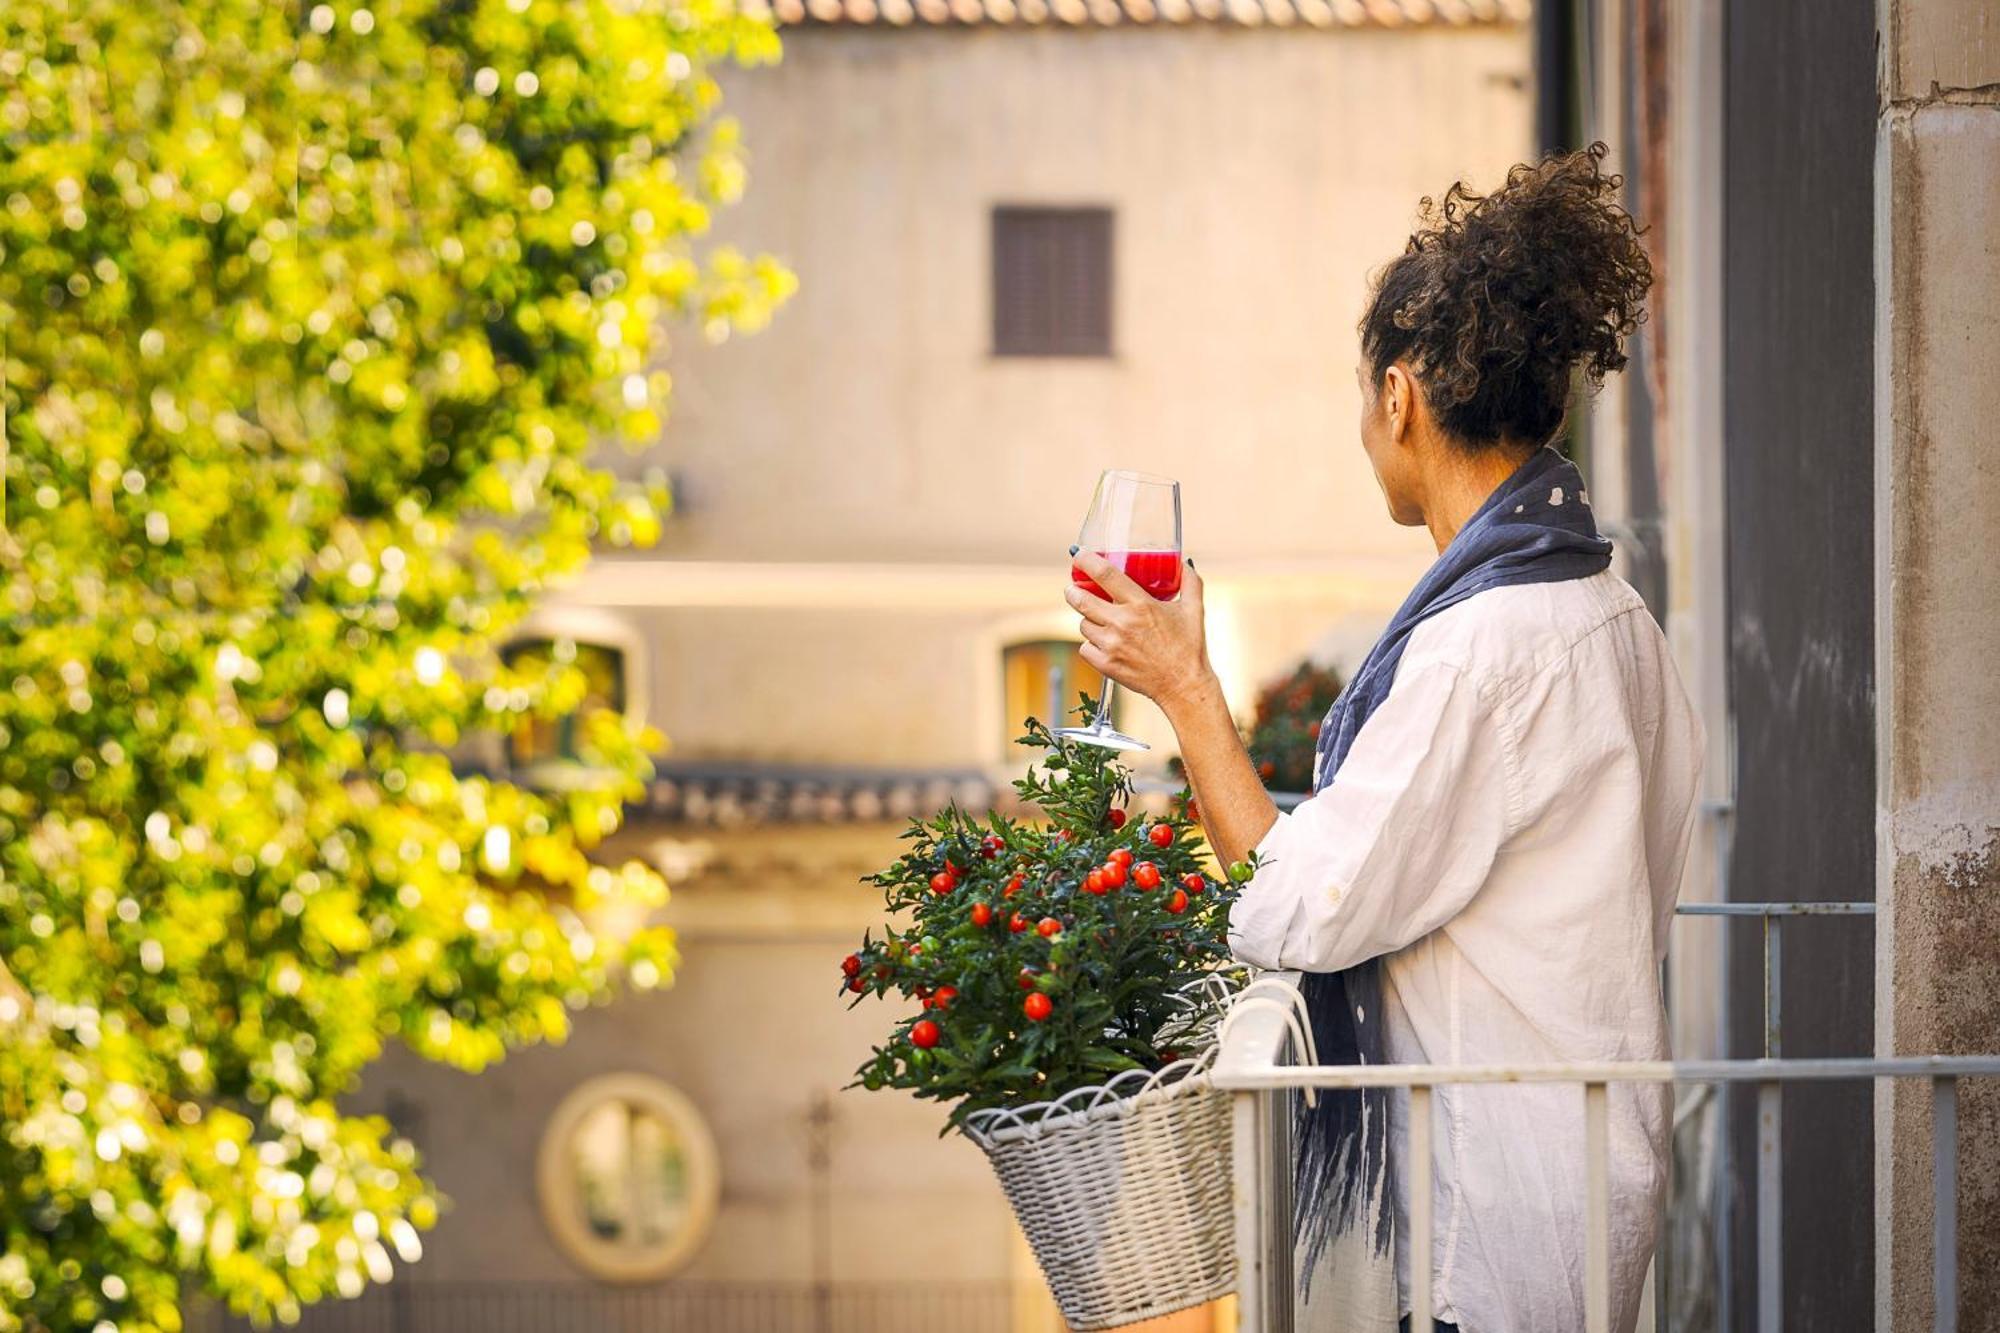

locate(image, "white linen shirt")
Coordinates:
1229 570 1704 1333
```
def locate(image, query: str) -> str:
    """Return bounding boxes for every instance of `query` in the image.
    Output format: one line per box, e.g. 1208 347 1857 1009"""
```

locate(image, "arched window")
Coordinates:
1001 640 1109 750
503 638 627 772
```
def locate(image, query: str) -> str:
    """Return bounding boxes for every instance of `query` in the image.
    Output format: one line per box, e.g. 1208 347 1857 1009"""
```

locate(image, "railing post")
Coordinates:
1217 974 1307 1333
1266 1087 1294 1333
1934 1075 1958 1333
1757 1079 1782 1333
1759 911 1783 1333
1409 1084 1434 1332
1230 1084 1295 1333
1231 1086 1269 1333
1585 1081 1611 1333
1763 913 1782 1058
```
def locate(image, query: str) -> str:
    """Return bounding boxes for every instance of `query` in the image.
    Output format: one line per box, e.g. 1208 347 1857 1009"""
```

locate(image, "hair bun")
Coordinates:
1360 142 1653 449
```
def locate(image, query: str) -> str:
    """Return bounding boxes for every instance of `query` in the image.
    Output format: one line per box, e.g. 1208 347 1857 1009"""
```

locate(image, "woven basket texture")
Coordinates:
963 1055 1237 1330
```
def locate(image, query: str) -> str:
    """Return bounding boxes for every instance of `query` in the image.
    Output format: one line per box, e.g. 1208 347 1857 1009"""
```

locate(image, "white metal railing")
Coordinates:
1214 960 1996 1333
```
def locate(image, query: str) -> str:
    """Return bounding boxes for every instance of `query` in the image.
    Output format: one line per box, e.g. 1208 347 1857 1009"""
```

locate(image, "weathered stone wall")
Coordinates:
1873 1 2000 1327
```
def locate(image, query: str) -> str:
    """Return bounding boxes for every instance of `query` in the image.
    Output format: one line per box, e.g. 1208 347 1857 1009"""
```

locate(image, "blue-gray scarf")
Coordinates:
1294 446 1611 1290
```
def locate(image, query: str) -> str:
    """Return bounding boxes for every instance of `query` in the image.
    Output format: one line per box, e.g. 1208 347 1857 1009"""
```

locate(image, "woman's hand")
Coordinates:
1070 553 1278 867
1066 553 1214 712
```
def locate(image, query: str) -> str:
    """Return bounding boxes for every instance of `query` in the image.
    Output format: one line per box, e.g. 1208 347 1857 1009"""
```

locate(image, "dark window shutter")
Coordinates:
992 207 1113 357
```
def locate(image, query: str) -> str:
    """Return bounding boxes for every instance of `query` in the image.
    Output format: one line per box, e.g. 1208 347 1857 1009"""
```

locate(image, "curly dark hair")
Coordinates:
1360 141 1653 450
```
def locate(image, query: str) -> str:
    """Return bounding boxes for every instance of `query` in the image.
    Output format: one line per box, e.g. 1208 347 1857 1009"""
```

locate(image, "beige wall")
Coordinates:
565 24 1534 766
645 25 1530 572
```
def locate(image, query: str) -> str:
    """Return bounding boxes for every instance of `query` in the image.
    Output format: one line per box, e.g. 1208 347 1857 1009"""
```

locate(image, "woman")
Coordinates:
1067 144 1702 1333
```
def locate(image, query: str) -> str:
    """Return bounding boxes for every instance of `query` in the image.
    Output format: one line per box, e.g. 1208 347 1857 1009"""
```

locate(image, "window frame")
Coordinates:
497 607 649 789
502 638 629 772
1000 637 1113 754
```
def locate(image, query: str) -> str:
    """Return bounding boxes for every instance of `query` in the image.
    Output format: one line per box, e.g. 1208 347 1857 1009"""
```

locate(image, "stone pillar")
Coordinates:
1873 2 2000 1329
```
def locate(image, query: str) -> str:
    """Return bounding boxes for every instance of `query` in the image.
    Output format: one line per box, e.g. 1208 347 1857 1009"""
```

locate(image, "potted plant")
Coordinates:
1243 660 1346 794
839 704 1256 1330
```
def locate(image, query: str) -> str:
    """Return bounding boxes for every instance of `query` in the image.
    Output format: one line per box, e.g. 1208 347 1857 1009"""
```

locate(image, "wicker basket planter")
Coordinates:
961 980 1240 1331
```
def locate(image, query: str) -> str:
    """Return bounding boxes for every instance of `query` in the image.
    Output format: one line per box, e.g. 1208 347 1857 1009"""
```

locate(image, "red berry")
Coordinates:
1108 848 1134 870
1102 860 1128 889
1023 992 1053 1023
980 835 1003 860
1036 917 1062 938
1009 912 1029 933
1107 809 1127 830
1181 872 1206 895
932 985 958 1010
910 1019 941 1049
841 954 862 977
1166 888 1189 915
1132 861 1162 891
1085 869 1108 895
930 871 955 895
847 976 865 993
914 985 931 1000
1017 967 1039 990
1186 799 1201 823
971 901 994 928
1149 823 1175 849
1004 876 1024 898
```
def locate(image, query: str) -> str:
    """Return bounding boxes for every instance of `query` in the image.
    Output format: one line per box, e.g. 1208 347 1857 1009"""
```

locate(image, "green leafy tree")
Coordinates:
843 706 1253 1131
0 0 789 1327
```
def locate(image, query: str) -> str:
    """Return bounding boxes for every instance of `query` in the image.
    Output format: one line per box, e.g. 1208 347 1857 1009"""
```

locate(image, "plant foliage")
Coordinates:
843 705 1254 1131
1244 660 1345 794
0 0 789 1327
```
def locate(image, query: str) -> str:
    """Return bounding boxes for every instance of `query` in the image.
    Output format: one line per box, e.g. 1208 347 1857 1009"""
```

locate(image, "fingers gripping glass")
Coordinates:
1060 470 1183 752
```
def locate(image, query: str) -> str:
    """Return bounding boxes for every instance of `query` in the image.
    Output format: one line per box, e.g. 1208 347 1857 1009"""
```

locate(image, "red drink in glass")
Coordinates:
1072 548 1183 601
1058 469 1181 751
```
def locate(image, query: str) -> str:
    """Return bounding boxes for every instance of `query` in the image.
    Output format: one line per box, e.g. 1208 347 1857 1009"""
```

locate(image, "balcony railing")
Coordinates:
1213 905 1997 1333
186 1280 1015 1333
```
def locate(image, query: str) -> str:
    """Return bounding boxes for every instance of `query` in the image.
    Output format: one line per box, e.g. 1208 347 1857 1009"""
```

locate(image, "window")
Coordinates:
1003 640 1109 750
536 1074 720 1283
504 639 626 772
992 206 1114 357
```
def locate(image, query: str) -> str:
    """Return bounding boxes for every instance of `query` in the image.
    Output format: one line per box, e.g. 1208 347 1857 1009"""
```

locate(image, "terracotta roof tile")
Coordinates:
768 0 1525 25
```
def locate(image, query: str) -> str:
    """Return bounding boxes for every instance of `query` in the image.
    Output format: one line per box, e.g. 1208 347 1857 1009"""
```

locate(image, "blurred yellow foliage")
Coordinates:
0 0 790 1327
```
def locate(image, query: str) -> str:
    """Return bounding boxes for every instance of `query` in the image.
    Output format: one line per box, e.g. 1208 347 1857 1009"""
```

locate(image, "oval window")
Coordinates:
535 1074 720 1282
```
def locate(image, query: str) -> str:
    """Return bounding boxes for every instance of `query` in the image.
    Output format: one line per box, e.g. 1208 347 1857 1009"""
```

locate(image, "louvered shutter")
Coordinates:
992 207 1114 357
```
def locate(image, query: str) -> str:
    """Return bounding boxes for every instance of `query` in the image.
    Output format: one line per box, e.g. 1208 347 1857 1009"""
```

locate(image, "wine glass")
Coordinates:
1058 469 1183 752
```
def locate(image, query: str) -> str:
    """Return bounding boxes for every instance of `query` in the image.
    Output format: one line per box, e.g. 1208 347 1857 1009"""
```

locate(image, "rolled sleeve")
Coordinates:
1226 661 1512 974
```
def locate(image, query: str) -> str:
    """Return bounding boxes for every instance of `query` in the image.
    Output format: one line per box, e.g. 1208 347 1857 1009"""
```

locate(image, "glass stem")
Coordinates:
1093 681 1117 732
